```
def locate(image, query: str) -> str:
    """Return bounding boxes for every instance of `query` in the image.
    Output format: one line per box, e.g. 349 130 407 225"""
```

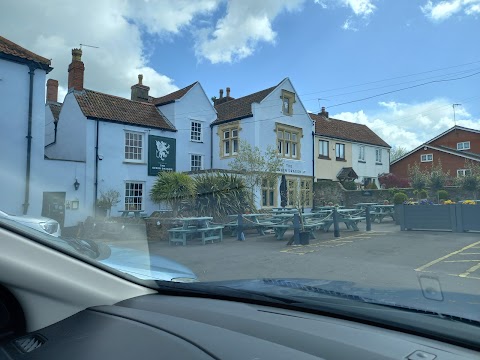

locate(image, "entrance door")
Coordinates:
42 192 66 228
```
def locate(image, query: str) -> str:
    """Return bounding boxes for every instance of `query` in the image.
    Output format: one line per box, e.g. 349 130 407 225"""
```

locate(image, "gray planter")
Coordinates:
394 204 402 225
456 204 480 232
400 204 456 231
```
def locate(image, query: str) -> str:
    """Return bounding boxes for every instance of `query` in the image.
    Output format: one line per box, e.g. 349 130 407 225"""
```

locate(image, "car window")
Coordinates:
1 0 480 339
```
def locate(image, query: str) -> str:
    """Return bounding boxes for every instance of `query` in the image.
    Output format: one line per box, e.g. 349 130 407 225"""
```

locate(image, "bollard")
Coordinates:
293 213 301 245
237 214 245 241
366 205 372 231
333 208 340 238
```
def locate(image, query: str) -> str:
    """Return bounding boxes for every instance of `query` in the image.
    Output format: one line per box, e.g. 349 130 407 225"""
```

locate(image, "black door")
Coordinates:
42 192 66 228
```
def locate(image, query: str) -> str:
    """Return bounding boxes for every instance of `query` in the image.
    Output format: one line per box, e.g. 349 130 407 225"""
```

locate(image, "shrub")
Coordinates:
418 189 428 199
342 180 356 190
366 182 378 190
438 190 448 201
393 192 408 205
378 173 410 189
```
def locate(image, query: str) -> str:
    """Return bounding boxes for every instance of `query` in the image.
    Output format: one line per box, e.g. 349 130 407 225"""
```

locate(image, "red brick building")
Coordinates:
390 126 480 181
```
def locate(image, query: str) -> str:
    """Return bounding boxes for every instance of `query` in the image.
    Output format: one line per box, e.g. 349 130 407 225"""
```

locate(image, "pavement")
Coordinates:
101 220 480 300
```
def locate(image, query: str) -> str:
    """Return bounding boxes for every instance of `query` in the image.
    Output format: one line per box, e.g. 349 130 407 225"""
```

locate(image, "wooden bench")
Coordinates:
271 221 325 240
196 226 224 245
371 211 395 223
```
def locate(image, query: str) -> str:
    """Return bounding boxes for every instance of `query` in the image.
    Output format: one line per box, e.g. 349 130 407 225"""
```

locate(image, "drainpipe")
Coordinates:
210 125 213 169
22 66 35 214
94 120 99 214
312 129 316 209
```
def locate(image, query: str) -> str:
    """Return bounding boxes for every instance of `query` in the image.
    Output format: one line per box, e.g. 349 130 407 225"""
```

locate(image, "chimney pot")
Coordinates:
72 48 82 61
46 79 59 102
138 74 143 85
226 87 231 97
219 89 224 99
131 75 150 102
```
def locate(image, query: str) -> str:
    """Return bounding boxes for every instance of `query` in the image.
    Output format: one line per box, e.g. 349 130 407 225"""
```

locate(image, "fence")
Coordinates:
400 204 480 232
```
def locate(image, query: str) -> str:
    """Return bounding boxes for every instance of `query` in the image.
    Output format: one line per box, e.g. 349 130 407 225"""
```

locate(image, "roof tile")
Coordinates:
47 102 62 121
74 89 175 131
152 82 197 106
0 36 51 66
212 85 277 125
311 113 390 148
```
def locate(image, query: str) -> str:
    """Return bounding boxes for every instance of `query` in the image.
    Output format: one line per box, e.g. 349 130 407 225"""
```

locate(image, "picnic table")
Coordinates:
168 216 223 246
370 205 395 223
269 213 328 240
313 208 365 232
313 206 345 212
118 210 146 218
271 208 299 214
226 214 275 236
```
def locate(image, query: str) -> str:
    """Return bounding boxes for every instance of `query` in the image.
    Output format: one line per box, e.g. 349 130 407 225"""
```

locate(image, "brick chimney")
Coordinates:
131 74 150 102
68 48 85 91
46 79 58 102
214 87 235 106
319 106 329 118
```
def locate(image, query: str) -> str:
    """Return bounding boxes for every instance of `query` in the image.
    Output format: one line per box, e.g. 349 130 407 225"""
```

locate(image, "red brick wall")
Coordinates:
391 147 471 180
430 129 480 154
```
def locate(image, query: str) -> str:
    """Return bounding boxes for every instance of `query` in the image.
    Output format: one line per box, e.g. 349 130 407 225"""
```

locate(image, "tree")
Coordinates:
390 146 408 162
150 172 195 217
97 189 121 217
457 160 480 200
427 160 450 203
408 162 428 193
378 173 409 189
228 140 284 199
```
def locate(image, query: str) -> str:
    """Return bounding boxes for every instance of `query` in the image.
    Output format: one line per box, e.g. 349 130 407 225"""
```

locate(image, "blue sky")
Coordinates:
1 0 479 149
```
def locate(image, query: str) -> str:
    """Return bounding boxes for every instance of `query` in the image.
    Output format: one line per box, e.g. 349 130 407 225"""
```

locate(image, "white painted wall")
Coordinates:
212 79 314 208
0 58 47 215
45 106 56 146
158 83 216 171
351 143 390 184
45 91 86 161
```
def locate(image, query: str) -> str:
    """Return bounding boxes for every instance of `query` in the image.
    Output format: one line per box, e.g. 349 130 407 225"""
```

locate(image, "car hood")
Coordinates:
8 214 56 223
198 278 480 322
100 245 197 282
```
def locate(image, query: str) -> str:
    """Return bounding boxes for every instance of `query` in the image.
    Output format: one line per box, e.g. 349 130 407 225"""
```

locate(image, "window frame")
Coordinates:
124 181 144 211
358 145 365 161
190 120 202 142
277 123 302 160
300 179 312 208
319 140 329 158
190 154 203 171
457 169 472 177
261 178 277 208
124 131 144 163
335 143 345 160
280 89 296 116
420 154 433 162
218 122 240 158
457 141 471 151
375 148 382 164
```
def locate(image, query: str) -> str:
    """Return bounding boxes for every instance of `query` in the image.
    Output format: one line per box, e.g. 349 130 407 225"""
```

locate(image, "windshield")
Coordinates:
1 0 480 338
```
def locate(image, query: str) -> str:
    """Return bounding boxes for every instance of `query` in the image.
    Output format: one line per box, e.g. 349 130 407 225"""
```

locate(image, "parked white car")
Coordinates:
0 210 61 237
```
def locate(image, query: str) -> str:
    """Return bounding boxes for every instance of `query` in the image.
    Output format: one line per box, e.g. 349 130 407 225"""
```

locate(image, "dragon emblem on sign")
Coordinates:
155 140 170 160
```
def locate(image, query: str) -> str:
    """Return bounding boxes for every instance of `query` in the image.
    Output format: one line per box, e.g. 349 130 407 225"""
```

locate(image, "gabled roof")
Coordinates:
0 36 52 70
47 102 62 122
391 144 480 165
311 113 390 148
426 125 480 144
74 89 175 131
212 85 278 125
152 82 198 106
337 167 358 180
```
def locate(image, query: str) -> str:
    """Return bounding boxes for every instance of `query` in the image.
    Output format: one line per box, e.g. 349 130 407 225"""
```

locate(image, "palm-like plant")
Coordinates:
150 172 195 217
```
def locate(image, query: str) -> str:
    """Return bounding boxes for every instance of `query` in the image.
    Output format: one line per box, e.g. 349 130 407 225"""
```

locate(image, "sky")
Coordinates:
1 0 479 150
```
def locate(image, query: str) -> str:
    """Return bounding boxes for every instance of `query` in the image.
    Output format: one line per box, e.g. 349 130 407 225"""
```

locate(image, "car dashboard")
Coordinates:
0 293 478 360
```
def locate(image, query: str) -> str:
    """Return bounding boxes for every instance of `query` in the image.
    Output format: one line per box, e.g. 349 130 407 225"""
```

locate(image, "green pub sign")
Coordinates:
148 135 176 176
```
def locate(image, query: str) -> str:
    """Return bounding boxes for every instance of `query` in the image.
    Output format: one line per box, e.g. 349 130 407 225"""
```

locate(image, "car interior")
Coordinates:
0 225 478 360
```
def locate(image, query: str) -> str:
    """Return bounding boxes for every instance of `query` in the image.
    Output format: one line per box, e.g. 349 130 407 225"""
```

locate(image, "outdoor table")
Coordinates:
354 203 379 209
168 217 223 245
313 206 345 212
118 210 146 218
227 214 274 236
370 205 395 223
271 208 299 214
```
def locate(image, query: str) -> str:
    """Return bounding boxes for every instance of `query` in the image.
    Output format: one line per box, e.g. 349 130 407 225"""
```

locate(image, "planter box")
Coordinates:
400 205 456 231
456 205 480 232
394 205 402 225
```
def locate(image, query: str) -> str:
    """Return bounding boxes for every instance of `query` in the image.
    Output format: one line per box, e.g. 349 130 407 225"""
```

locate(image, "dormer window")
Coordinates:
280 89 295 116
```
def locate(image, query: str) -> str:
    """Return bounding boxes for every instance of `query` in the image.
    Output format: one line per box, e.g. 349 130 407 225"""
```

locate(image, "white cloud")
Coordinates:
421 0 480 21
0 0 220 100
194 0 305 64
341 0 376 16
333 99 480 150
342 18 359 31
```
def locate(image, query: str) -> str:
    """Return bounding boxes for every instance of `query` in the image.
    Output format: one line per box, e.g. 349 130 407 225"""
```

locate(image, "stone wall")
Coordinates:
314 180 473 208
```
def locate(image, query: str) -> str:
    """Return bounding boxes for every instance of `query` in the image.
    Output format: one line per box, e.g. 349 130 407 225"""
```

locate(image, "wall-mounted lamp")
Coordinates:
74 179 80 191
